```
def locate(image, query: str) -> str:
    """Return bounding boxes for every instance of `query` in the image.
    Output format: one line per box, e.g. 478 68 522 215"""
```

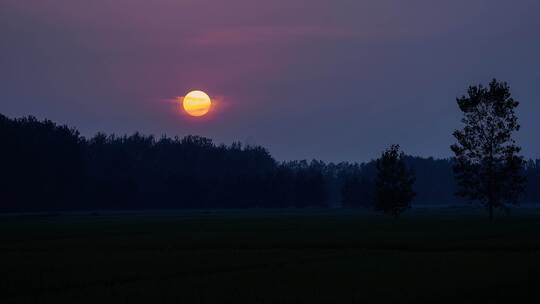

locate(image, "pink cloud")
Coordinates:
191 25 356 47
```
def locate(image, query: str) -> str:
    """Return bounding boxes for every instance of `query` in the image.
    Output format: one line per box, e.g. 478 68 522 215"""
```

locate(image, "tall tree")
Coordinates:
374 145 416 218
451 79 526 220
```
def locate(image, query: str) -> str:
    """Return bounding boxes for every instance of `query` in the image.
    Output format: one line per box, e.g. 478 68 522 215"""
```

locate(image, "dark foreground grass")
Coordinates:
1 208 540 303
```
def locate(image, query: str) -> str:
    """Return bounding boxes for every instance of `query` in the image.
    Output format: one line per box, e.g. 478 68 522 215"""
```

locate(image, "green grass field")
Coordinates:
1 208 540 303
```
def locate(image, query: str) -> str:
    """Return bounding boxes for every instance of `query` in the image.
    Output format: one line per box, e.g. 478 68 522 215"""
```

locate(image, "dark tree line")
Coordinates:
1 106 538 213
339 156 463 208
0 114 327 212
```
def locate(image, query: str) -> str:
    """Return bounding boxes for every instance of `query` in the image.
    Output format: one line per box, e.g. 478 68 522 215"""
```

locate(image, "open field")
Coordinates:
1 208 540 303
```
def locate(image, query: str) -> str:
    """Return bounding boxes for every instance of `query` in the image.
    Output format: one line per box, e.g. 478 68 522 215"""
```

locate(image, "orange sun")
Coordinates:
182 90 212 117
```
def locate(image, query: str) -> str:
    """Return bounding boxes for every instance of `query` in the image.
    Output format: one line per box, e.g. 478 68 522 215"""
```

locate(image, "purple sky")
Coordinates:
1 0 539 162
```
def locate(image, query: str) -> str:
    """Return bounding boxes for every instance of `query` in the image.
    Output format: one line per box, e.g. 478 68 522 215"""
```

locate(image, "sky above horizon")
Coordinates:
1 0 539 162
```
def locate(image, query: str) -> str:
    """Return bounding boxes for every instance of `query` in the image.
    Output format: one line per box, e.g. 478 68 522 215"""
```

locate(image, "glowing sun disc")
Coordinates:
182 90 211 117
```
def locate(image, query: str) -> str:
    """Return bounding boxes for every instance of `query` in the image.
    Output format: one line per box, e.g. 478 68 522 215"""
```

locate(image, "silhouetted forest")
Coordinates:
1 113 539 212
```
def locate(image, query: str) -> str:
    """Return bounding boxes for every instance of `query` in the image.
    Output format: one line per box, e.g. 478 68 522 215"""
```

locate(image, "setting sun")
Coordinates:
182 90 211 117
